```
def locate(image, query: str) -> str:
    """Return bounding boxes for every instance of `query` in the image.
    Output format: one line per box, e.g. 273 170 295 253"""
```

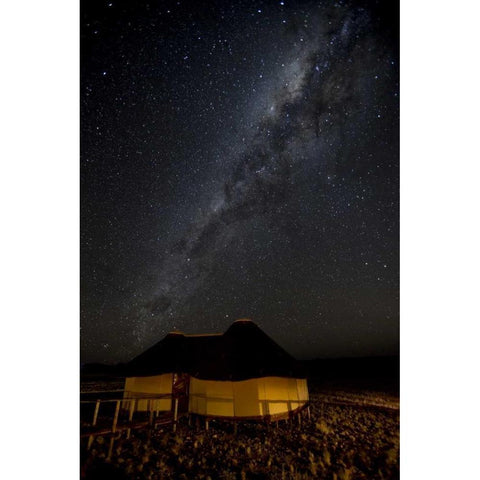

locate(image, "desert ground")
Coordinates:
80 377 399 480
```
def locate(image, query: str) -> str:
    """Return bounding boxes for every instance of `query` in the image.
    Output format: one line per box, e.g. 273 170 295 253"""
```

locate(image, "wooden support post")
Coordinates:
87 400 101 450
188 415 192 427
307 406 311 420
112 400 120 433
126 398 136 439
92 400 101 426
173 398 179 432
146 400 153 443
149 399 154 426
107 400 121 461
107 437 115 461
205 419 209 431
87 436 94 451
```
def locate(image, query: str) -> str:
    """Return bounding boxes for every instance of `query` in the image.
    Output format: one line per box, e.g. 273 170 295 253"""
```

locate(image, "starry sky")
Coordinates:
81 0 399 364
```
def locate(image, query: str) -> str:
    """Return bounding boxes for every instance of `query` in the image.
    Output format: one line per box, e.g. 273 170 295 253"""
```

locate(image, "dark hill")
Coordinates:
303 356 399 392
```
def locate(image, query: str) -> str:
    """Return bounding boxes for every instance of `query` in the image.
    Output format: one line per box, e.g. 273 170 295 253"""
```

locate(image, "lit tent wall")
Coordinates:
124 319 309 420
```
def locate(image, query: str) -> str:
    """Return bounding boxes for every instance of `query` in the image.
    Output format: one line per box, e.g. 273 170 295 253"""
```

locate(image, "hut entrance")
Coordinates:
172 373 190 414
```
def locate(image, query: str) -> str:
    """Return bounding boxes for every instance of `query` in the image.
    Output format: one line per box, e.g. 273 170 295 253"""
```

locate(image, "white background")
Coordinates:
0 1 479 478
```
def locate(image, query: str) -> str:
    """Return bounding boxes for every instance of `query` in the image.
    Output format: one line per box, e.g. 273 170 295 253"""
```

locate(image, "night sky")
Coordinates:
81 0 399 364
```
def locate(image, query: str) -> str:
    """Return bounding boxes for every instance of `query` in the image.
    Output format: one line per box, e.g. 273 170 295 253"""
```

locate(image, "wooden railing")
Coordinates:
80 390 311 458
80 391 180 460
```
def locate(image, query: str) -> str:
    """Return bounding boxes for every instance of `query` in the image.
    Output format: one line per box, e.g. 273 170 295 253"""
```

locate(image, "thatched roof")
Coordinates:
126 319 305 380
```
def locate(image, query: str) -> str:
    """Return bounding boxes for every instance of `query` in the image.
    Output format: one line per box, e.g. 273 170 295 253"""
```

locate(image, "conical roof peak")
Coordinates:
127 318 305 380
167 329 184 336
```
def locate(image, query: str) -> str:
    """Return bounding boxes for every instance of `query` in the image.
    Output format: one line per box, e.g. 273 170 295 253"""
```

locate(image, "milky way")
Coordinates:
81 0 399 363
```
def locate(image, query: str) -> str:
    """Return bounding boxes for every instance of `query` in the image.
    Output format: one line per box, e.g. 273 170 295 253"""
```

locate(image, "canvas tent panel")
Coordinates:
257 377 308 414
260 377 290 415
188 376 206 414
189 378 236 417
296 378 309 402
124 374 173 411
190 377 260 417
204 379 235 399
288 377 306 410
232 379 261 417
189 376 307 418
207 398 234 417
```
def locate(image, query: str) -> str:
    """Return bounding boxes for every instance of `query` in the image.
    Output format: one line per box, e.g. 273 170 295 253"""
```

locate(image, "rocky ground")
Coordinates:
81 385 399 480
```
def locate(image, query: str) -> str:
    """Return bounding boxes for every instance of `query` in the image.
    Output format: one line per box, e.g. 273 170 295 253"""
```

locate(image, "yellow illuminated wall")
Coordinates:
123 374 173 411
189 376 308 418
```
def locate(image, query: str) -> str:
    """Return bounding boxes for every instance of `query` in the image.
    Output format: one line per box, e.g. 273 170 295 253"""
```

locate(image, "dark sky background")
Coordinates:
81 0 399 364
